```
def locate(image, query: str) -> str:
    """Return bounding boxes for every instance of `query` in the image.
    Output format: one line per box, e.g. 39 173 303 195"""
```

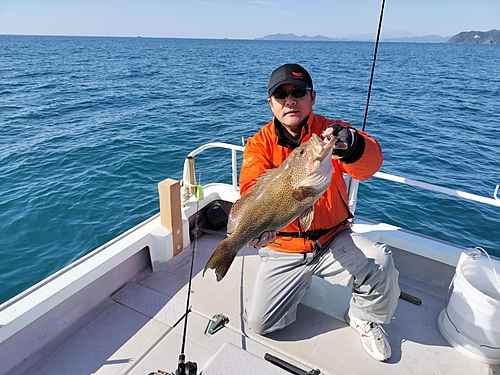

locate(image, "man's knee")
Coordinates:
245 312 269 335
372 243 395 271
245 304 297 335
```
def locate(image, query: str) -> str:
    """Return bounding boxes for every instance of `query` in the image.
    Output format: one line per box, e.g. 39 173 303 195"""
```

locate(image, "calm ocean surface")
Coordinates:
1 35 499 304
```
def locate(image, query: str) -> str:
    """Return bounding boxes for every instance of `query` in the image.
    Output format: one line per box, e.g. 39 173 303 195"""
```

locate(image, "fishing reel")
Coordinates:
148 360 197 375
175 361 198 375
148 353 197 375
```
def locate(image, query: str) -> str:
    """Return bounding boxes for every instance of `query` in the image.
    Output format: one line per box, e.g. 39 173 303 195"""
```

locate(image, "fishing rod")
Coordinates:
347 0 385 215
149 194 200 375
352 0 422 307
174 202 199 375
361 0 385 132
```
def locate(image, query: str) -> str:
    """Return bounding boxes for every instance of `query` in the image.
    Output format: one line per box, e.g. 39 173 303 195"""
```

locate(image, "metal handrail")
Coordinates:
184 142 500 209
187 142 245 191
373 172 500 208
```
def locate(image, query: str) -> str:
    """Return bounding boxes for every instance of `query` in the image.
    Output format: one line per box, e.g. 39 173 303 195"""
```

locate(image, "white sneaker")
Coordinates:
345 310 391 362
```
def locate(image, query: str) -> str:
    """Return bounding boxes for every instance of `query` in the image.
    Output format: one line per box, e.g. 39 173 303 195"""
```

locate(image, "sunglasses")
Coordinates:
272 87 312 99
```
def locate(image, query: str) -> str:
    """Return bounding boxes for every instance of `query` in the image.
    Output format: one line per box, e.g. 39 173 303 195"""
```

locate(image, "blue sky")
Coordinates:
1 0 498 39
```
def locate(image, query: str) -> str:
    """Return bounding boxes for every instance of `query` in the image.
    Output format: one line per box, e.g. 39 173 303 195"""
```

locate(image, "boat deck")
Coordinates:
19 228 497 375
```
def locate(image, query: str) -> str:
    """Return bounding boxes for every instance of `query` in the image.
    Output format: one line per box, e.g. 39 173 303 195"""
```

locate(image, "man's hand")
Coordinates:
322 124 353 158
322 124 365 164
248 231 277 248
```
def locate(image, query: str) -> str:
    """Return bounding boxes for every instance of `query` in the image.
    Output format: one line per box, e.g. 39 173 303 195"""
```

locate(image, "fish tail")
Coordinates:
203 240 237 282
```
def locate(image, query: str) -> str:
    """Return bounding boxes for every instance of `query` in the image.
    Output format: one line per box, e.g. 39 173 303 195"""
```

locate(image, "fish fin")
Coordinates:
203 240 238 282
299 206 314 231
292 186 316 202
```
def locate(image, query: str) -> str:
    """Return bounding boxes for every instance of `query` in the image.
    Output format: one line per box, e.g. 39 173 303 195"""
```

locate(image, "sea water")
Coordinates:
1 35 499 304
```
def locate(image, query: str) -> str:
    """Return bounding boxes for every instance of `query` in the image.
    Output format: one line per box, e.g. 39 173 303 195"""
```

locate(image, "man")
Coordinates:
241 63 400 362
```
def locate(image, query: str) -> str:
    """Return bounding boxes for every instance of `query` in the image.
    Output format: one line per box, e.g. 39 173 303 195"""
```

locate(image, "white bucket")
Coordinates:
438 250 500 364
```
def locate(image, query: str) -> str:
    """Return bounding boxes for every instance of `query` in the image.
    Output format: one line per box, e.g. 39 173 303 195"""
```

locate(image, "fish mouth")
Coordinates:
298 134 336 191
309 133 337 161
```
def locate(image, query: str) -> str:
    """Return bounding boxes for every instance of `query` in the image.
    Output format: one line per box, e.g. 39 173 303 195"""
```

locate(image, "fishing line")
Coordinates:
361 0 385 132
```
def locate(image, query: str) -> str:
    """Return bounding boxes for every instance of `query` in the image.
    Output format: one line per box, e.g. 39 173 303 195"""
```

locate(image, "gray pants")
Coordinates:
244 228 400 334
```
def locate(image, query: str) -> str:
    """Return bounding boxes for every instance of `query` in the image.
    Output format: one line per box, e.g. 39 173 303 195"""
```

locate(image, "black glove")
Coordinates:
327 123 366 164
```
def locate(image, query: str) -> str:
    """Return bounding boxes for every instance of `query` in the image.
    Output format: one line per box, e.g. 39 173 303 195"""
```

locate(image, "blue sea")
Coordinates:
1 35 499 304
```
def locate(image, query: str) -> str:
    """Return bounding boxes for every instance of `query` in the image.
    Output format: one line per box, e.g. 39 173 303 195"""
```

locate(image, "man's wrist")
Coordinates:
339 131 365 164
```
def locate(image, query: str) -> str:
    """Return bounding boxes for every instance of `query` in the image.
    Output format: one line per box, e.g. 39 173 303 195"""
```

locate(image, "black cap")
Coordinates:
268 63 313 97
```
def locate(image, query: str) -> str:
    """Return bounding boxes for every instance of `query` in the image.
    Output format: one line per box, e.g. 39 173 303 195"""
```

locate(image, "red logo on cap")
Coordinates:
292 72 303 79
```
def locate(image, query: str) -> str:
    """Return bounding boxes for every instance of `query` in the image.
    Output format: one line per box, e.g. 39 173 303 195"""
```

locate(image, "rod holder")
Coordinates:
205 314 229 336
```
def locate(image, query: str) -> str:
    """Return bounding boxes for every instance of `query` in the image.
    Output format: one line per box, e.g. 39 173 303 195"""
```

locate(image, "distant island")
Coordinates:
255 32 448 43
447 29 500 44
255 30 500 44
255 33 343 42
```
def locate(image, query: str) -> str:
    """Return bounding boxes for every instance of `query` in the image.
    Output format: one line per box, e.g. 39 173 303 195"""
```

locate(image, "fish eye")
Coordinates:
299 149 304 155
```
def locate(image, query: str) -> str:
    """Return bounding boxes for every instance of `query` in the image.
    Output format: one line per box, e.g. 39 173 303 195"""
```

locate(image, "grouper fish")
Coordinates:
203 133 344 281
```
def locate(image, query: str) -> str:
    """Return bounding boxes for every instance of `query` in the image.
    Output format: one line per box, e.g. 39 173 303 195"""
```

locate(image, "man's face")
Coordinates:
268 83 316 130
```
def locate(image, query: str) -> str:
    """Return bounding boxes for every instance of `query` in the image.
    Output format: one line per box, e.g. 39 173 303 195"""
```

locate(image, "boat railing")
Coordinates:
185 142 245 193
373 172 500 206
182 142 500 210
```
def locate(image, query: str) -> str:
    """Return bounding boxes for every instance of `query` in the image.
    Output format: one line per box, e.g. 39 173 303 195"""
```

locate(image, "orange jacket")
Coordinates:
239 112 383 253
